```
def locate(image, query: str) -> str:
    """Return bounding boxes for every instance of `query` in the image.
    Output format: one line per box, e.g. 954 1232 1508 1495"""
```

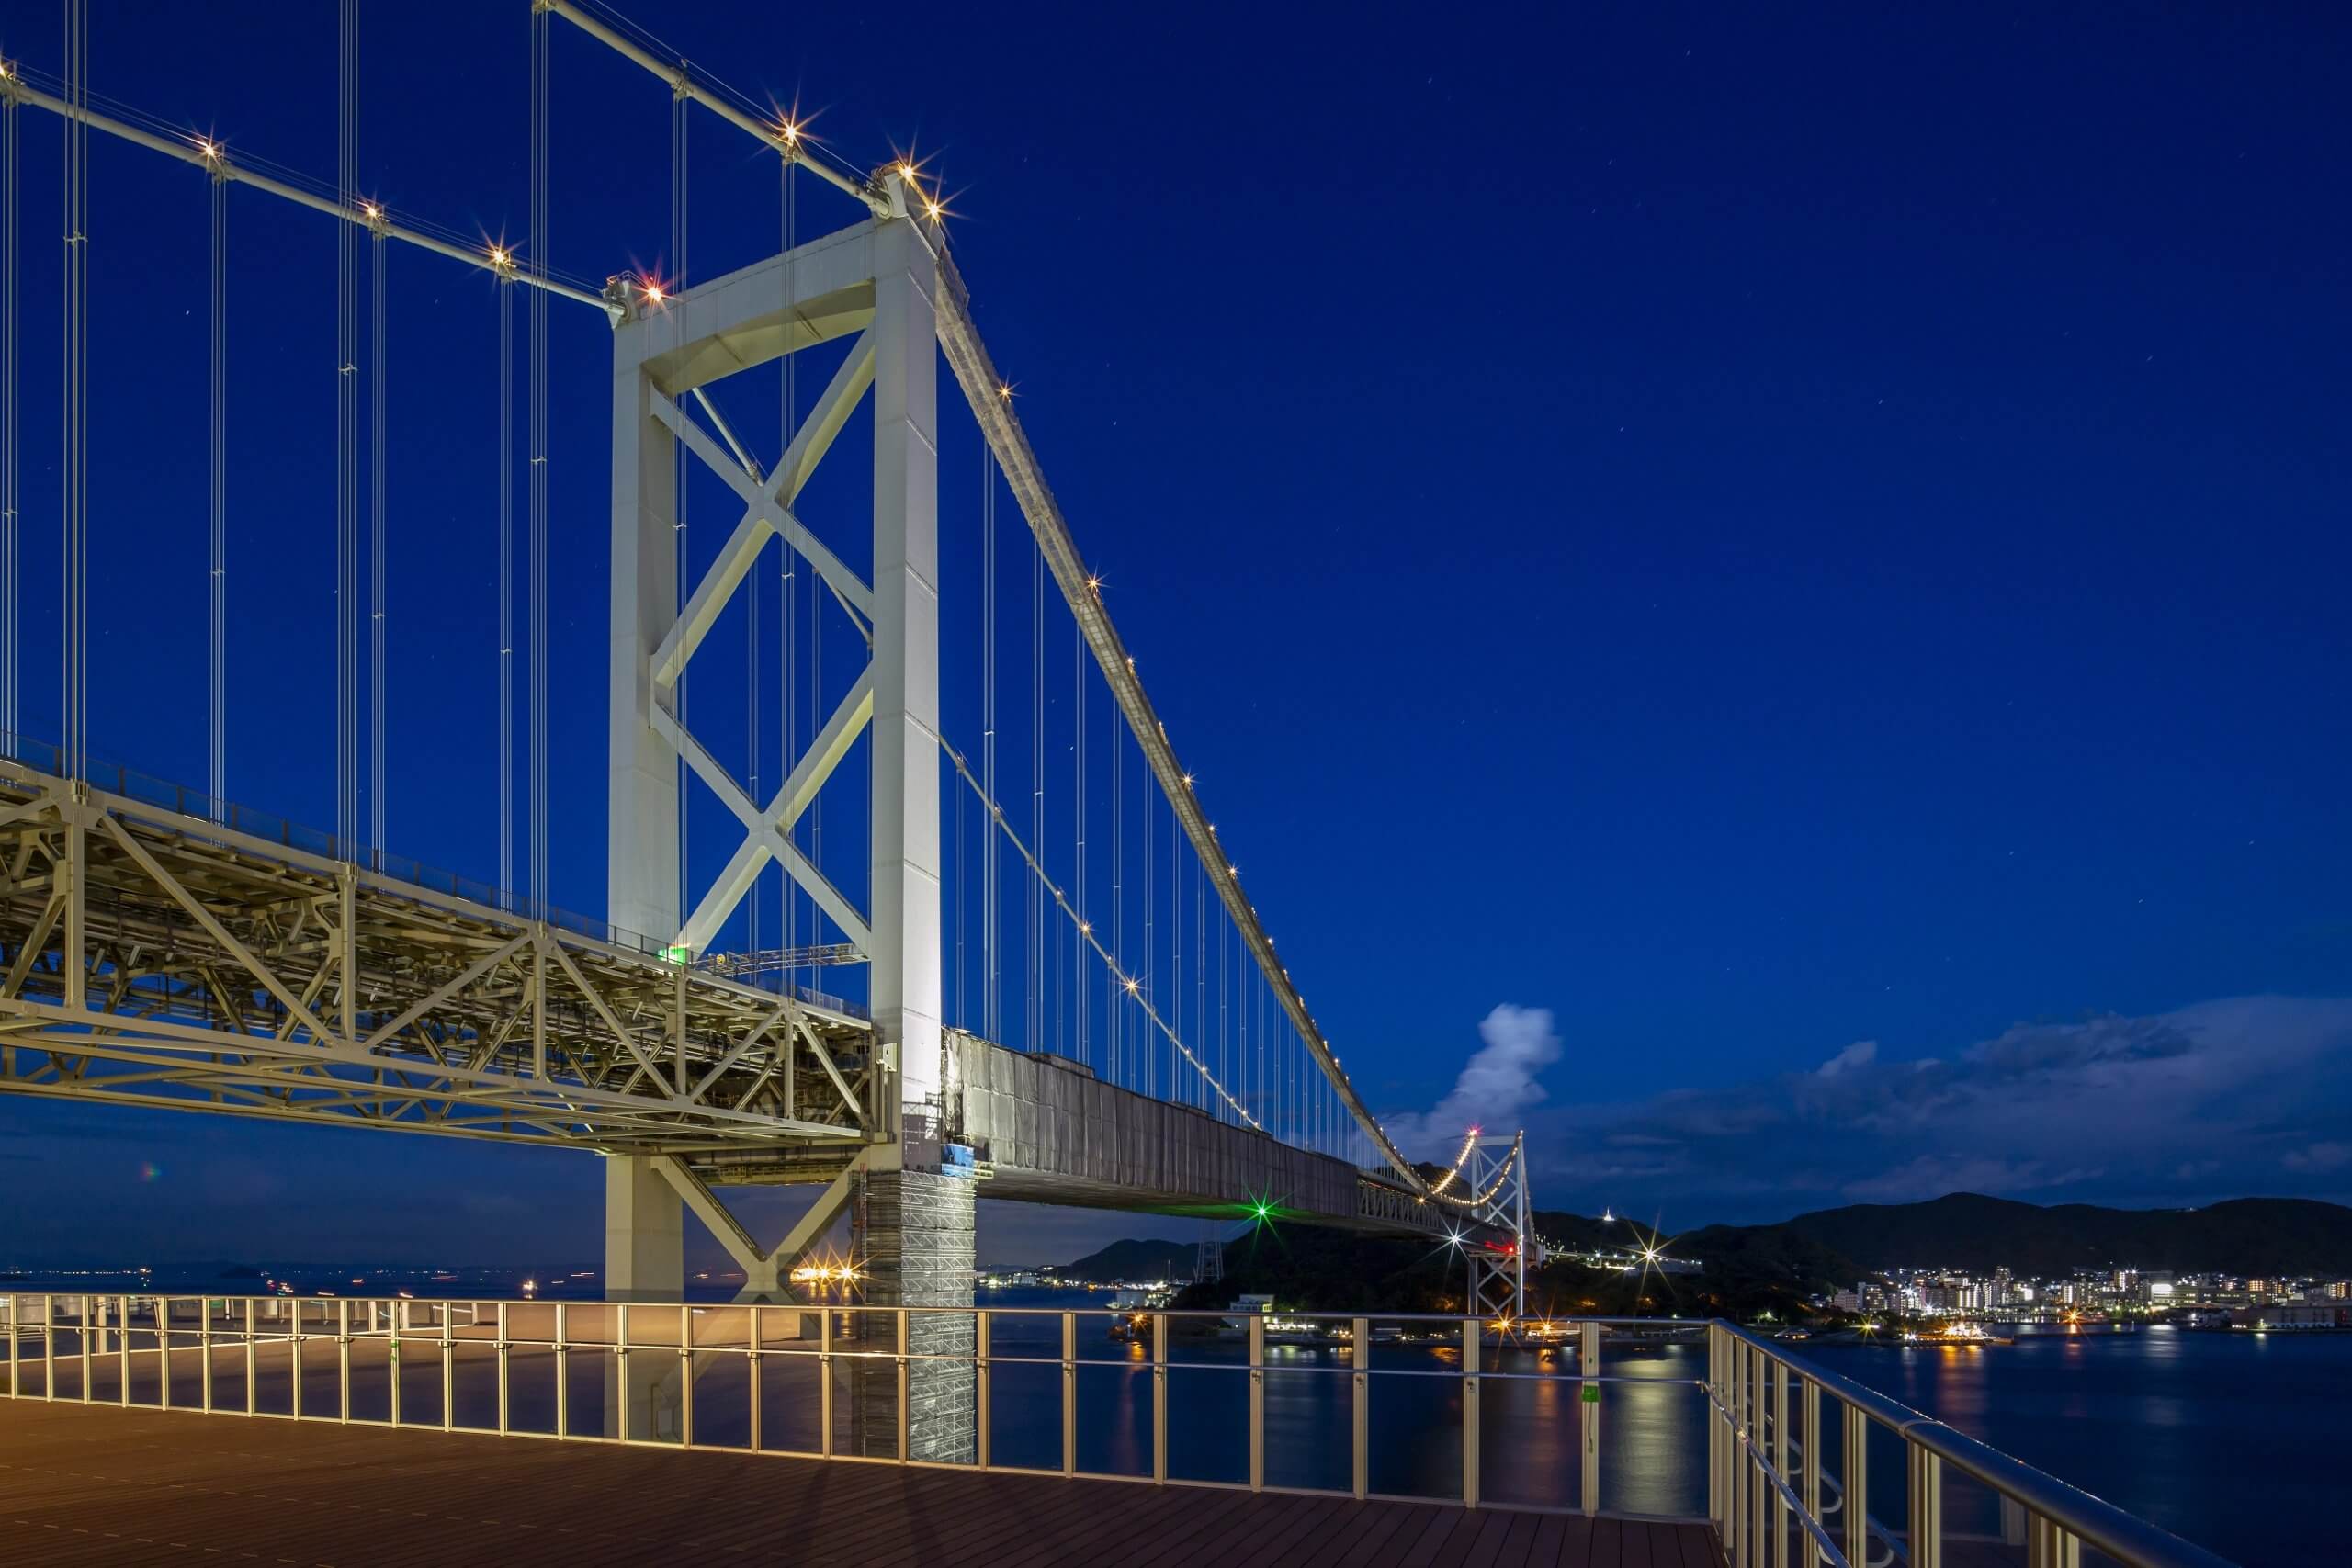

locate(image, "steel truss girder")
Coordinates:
0 762 876 1154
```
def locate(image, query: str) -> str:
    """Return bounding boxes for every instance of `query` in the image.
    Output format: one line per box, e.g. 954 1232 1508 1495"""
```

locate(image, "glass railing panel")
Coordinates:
620 1342 685 1445
752 1304 826 1455
829 1307 898 1461
984 1309 1061 1471
563 1304 618 1347
296 1333 340 1420
1597 1327 1708 1520
560 1343 616 1439
1069 1310 1148 1479
346 1329 393 1423
450 1339 501 1430
1160 1310 1248 1487
1478 1338 1580 1511
688 1348 752 1449
1363 1319 1462 1502
392 1337 444 1427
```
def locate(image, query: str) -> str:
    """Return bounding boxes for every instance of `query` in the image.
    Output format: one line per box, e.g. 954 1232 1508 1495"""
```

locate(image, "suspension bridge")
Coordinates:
0 0 1537 1377
0 14 2263 1568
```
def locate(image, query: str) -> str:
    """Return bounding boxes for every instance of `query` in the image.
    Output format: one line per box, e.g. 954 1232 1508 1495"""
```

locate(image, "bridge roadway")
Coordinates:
0 745 1466 1244
0 1400 1727 1568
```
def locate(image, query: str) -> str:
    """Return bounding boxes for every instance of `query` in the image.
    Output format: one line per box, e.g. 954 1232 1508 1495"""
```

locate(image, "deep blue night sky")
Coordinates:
0 3 2346 1269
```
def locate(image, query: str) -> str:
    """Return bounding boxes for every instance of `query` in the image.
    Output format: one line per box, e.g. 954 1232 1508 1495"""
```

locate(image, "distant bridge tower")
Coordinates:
1193 1220 1226 1286
1460 1134 1536 1321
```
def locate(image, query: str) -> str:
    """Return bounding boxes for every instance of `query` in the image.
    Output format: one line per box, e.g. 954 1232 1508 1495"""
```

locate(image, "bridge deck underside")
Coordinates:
0 1400 1731 1568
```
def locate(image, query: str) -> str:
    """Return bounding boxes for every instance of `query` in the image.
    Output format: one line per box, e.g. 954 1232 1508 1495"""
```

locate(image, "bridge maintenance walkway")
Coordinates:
0 1401 1724 1568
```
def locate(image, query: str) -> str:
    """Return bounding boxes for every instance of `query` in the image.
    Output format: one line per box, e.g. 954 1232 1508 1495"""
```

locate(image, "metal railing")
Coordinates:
0 1294 2243 1562
3 1292 1708 1515
1705 1323 2236 1568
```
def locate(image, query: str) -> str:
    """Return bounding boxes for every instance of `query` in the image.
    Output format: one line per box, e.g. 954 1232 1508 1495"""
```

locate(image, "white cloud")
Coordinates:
1385 1004 1564 1157
1815 1041 1877 1078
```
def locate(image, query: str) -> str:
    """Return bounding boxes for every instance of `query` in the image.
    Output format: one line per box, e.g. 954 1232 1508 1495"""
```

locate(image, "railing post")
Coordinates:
1772 1357 1791 1568
42 1295 54 1404
679 1303 695 1449
439 1306 454 1432
200 1295 214 1413
1460 1315 1479 1510
1844 1405 1870 1568
3 1293 14 1400
552 1302 567 1439
116 1296 129 1406
1802 1376 1823 1568
497 1302 511 1437
1749 1341 1767 1568
2027 1513 2080 1568
898 1307 912 1463
1351 1315 1369 1501
818 1308 833 1459
747 1308 763 1454
1731 1335 1749 1568
974 1308 989 1471
288 1296 301 1418
1060 1311 1078 1476
337 1299 351 1423
243 1299 255 1416
1579 1319 1600 1516
1907 1438 1941 1568
1150 1313 1168 1484
1708 1326 1724 1537
1248 1312 1266 1493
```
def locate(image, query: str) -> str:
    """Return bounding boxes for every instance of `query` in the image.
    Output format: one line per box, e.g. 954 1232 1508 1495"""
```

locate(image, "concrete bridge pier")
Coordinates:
603 1154 684 1440
851 1164 978 1462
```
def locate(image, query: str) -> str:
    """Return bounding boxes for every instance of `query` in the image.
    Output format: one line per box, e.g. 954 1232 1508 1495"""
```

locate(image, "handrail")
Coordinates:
1710 1323 2237 1568
1 1293 2249 1562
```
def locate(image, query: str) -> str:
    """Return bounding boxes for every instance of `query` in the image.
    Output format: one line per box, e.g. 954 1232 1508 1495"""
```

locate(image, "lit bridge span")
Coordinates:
0 0 1533 1341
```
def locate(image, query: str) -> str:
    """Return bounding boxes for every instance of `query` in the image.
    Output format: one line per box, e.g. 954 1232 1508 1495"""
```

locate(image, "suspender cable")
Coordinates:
4 69 22 758
368 229 386 857
208 152 226 812
778 156 795 969
527 0 550 911
60 3 88 782
336 0 358 852
1028 522 1042 1053
497 276 514 899
1110 680 1121 1086
669 76 688 929
1133 724 1143 1090
982 441 996 1043
1072 619 1083 1067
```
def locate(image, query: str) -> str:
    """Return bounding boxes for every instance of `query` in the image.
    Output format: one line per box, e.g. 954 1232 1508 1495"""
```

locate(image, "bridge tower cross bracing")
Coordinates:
606 173 969 1455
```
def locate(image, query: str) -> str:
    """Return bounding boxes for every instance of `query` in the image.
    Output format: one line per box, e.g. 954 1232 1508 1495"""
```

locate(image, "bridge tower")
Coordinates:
607 175 972 1457
1460 1134 1536 1321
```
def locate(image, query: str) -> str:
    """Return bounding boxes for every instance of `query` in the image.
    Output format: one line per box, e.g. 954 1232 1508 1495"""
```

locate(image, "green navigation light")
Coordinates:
662 944 694 965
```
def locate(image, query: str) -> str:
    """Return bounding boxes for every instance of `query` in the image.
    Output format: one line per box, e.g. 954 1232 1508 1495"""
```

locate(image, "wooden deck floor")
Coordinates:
0 1399 1724 1567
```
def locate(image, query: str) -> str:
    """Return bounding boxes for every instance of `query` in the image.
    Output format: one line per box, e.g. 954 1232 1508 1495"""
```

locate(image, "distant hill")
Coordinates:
1055 1237 1196 1283
1773 1193 2352 1277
